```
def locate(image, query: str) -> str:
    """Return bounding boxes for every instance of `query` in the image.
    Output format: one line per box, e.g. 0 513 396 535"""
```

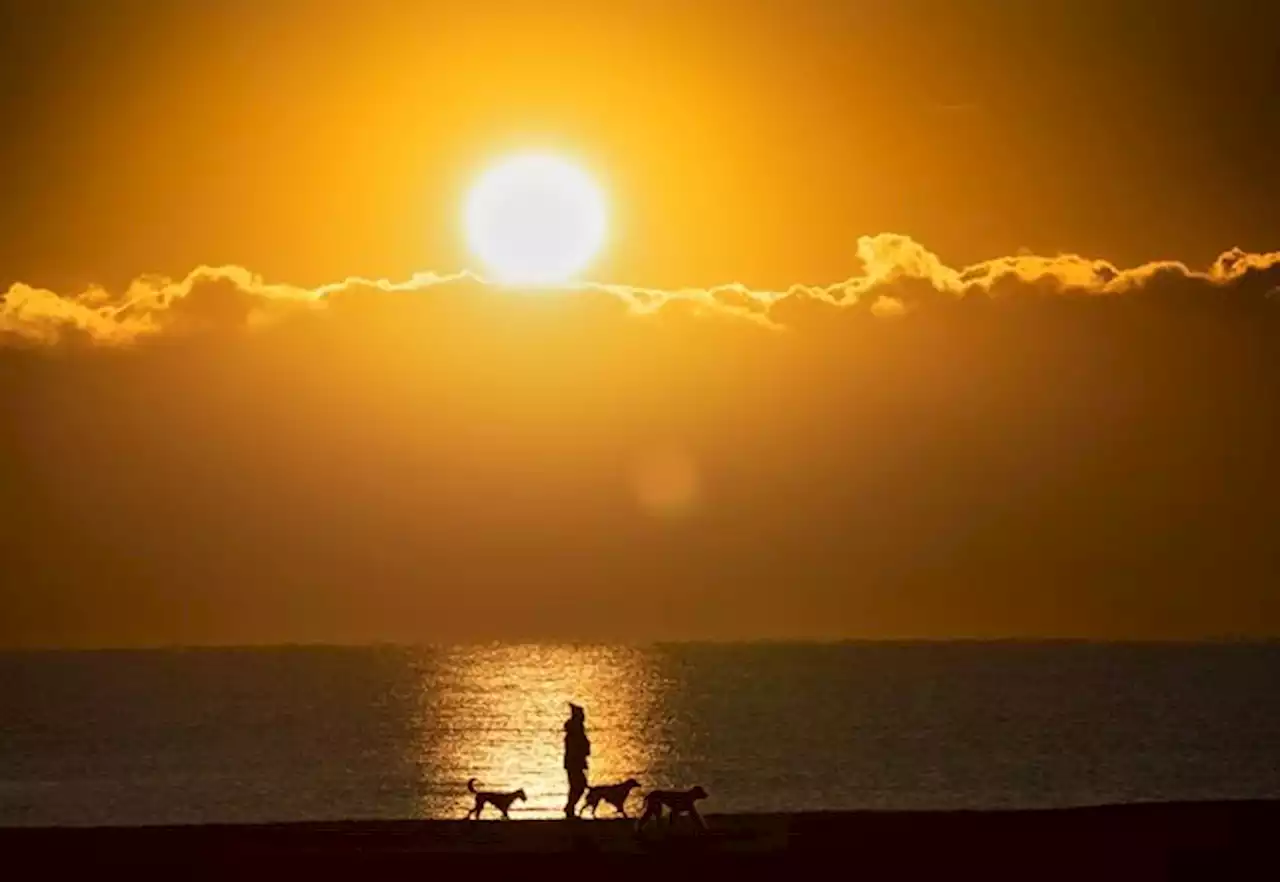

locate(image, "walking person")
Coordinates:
563 702 590 819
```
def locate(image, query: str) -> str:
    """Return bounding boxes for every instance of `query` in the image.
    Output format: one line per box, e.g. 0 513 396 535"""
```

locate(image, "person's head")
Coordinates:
569 702 584 721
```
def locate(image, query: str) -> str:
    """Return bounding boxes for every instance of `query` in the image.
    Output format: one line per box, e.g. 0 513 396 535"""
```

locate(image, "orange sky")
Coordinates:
5 0 1278 294
2 1 1279 647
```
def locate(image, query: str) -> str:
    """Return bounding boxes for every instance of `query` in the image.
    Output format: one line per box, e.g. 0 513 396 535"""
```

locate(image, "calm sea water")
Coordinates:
2 643 1278 827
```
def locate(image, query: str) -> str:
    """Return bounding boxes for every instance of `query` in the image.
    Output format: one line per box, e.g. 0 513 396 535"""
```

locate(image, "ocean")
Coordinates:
2 643 1278 827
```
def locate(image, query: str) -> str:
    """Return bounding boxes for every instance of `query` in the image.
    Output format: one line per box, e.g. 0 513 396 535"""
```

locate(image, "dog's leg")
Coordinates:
689 805 706 831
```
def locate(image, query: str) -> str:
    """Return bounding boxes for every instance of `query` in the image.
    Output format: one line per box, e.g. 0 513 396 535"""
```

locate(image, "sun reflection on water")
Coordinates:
413 644 668 819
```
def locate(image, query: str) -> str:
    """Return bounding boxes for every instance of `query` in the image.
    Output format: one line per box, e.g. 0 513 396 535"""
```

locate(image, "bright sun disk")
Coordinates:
464 154 607 286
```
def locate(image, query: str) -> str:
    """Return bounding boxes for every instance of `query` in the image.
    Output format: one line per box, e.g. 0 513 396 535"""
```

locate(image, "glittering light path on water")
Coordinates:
412 645 672 819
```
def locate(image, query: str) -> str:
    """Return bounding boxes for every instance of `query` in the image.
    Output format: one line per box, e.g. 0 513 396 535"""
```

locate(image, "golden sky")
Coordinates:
5 0 1278 293
2 1 1279 646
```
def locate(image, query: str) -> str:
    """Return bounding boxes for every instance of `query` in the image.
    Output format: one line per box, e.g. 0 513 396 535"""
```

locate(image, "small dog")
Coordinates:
636 785 708 831
582 778 641 818
464 778 527 820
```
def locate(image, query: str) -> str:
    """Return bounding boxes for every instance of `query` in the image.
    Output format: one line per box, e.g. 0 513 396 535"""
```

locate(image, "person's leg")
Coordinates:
571 769 588 815
565 768 587 817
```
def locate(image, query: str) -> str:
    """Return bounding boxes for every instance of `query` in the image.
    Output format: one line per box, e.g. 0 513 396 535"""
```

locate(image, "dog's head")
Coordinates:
622 778 640 790
514 789 527 802
689 785 708 801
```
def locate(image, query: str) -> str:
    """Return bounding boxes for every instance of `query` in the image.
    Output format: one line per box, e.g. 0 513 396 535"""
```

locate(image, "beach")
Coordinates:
3 800 1275 880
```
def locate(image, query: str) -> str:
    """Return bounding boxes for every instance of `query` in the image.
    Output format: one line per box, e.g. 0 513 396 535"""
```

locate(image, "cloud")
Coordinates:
4 235 1278 347
5 235 1280 646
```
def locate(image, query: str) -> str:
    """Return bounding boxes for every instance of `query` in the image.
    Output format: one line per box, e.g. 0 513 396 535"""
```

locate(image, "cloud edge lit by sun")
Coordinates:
3 233 1279 348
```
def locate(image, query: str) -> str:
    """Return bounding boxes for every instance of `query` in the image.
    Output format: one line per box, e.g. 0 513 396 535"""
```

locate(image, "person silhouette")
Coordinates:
563 702 590 819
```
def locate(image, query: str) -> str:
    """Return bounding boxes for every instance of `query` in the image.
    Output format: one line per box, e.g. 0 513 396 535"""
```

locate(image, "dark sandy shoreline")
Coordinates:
3 800 1276 880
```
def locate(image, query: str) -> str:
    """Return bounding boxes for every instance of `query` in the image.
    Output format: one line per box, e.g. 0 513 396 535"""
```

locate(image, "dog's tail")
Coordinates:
467 777 478 794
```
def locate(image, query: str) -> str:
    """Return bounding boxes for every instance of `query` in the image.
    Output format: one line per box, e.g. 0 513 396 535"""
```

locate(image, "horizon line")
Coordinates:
4 636 1279 653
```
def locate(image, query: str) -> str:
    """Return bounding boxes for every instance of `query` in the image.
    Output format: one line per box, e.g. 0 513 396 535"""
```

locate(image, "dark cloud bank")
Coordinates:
3 236 1279 647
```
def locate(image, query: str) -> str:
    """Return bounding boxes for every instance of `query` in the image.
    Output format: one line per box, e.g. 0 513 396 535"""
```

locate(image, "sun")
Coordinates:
464 154 608 286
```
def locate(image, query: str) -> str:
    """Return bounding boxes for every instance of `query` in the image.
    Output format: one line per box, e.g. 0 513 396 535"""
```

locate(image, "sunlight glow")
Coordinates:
464 154 607 286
